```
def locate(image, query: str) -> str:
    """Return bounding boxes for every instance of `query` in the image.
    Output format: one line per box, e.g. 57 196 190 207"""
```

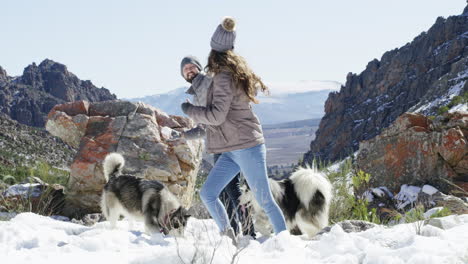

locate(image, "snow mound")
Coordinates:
1 213 467 263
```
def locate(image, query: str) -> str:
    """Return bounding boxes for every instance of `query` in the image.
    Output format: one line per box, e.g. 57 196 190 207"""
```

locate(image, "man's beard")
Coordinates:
185 72 198 83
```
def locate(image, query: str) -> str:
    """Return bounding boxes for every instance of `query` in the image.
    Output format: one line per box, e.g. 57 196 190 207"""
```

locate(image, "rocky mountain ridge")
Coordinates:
304 5 468 163
0 59 116 127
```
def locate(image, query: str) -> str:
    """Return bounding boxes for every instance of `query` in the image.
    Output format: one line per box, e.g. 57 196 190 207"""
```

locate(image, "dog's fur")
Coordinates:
100 153 190 236
240 167 332 238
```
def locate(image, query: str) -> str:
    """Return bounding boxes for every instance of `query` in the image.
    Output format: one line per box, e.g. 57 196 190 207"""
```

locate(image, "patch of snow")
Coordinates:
3 183 42 198
422 185 438 195
363 187 393 202
424 207 444 219
449 68 468 82
363 190 374 202
1 213 467 264
160 126 173 139
371 188 385 198
353 119 364 129
425 214 466 230
412 79 466 114
377 101 393 112
448 80 466 98
395 184 421 210
325 159 347 173
449 103 468 113
433 41 450 56
420 224 443 237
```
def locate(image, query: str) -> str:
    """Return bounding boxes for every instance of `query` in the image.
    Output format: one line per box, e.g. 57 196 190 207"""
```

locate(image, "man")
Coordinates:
178 56 255 238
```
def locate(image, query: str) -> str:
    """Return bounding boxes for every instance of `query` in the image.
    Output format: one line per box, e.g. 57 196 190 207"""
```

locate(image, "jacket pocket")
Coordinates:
216 126 228 144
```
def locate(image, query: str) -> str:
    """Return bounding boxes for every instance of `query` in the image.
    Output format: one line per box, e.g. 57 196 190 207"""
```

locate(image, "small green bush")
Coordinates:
430 207 452 218
0 160 69 186
326 159 380 224
448 96 463 107
437 106 449 115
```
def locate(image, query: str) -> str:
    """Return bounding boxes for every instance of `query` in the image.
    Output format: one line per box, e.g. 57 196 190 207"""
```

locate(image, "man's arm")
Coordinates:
183 72 233 126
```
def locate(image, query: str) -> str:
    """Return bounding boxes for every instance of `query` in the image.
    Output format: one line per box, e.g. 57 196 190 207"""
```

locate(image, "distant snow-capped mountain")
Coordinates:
128 80 341 125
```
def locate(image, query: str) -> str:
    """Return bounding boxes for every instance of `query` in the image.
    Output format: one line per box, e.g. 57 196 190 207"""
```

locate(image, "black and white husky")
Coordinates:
100 153 190 236
240 167 332 238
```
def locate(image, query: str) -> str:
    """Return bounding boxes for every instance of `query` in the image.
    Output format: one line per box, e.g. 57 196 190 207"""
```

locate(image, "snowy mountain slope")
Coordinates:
303 6 468 164
1 213 467 264
128 81 341 125
410 65 468 115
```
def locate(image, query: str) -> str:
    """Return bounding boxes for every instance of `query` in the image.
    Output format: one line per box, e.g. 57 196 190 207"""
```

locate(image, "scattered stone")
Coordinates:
316 220 378 237
71 213 103 226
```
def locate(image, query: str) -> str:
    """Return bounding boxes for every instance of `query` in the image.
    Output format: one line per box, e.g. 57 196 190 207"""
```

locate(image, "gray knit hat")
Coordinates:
210 17 236 52
180 56 202 77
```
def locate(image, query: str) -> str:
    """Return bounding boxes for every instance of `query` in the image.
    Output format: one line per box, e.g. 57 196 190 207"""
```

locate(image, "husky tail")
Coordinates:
290 167 333 222
103 152 125 182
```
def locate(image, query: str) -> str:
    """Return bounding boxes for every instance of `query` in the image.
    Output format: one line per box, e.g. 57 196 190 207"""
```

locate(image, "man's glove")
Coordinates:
181 102 192 114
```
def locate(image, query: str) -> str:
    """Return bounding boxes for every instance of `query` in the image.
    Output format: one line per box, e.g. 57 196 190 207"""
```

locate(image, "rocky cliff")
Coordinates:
356 112 468 195
304 6 468 163
0 59 116 127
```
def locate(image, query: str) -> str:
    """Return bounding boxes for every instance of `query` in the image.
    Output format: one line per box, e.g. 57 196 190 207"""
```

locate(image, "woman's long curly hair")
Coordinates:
205 50 269 103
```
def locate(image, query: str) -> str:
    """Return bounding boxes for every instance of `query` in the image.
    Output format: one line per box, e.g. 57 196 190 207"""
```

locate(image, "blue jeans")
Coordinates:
214 154 256 237
200 144 287 234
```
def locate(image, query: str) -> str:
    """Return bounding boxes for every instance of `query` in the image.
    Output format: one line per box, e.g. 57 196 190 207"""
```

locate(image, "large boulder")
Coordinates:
356 112 468 194
46 100 204 217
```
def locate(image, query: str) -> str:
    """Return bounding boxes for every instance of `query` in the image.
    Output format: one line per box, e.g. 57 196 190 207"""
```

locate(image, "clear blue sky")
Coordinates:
2 0 466 98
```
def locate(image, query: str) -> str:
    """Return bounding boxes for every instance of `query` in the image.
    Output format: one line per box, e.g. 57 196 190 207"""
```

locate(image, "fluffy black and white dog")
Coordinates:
240 167 332 238
100 153 190 236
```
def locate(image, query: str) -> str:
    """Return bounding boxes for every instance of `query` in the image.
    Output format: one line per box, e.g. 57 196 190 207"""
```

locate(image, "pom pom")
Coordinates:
222 16 236 32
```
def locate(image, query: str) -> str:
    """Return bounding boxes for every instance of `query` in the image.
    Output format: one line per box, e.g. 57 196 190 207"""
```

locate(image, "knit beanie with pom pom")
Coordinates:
210 17 236 52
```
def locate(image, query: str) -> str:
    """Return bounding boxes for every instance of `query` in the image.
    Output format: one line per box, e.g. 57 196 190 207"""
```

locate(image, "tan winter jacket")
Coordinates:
185 71 264 153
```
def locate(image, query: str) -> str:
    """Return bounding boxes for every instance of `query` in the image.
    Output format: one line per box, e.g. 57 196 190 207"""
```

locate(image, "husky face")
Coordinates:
161 207 191 236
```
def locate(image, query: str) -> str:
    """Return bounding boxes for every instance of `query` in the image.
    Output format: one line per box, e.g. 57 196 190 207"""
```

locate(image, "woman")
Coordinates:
179 55 256 237
181 17 287 240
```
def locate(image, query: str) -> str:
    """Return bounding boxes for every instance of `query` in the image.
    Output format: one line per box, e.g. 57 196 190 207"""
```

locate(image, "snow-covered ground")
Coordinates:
1 213 467 264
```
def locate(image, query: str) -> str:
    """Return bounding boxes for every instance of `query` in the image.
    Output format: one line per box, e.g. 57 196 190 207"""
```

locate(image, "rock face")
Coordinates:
46 100 204 217
304 6 468 163
0 59 116 127
356 112 468 194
